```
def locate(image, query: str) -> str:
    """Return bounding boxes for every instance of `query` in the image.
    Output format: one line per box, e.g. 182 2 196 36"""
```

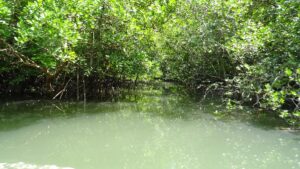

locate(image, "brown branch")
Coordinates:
52 78 72 100
0 38 69 80
0 37 52 76
52 61 68 79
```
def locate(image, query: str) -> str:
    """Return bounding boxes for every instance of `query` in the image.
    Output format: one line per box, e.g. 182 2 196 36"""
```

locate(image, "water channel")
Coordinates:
0 85 299 169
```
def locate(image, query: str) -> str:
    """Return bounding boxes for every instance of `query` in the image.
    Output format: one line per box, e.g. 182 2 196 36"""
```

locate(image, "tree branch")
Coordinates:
0 37 52 76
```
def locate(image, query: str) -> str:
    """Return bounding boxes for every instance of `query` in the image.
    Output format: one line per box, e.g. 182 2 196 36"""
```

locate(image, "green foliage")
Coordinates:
14 0 102 68
157 0 299 125
0 0 299 125
0 0 11 38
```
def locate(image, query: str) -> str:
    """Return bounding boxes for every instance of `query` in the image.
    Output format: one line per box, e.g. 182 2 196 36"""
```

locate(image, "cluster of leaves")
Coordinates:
0 0 299 125
0 0 165 90
225 0 300 125
156 0 299 125
0 0 11 38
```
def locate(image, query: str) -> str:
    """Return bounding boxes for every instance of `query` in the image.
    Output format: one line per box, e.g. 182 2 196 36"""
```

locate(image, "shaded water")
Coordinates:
0 85 299 169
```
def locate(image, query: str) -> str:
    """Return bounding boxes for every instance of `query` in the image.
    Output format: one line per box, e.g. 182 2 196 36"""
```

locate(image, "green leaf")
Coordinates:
294 111 300 118
296 68 300 75
285 68 292 76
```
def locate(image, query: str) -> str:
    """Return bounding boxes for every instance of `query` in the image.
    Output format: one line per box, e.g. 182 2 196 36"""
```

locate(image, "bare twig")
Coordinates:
52 78 72 100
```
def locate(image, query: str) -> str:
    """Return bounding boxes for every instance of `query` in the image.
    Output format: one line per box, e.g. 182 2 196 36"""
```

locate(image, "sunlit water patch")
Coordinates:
0 162 73 169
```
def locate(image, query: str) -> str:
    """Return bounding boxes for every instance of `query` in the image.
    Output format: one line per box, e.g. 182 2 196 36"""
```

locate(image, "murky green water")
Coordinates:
0 86 299 169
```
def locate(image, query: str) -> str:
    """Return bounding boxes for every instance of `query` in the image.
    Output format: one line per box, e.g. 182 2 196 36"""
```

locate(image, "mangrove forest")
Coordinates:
0 0 299 168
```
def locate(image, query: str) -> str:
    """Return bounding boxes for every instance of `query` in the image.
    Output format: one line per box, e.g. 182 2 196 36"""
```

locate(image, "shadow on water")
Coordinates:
0 101 78 132
0 83 188 131
0 83 296 134
199 99 300 136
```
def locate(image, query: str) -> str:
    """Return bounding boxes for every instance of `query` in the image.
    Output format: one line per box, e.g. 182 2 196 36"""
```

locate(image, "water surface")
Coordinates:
0 86 299 169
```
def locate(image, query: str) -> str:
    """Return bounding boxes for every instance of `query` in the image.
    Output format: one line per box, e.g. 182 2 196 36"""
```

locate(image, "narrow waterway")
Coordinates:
0 86 299 169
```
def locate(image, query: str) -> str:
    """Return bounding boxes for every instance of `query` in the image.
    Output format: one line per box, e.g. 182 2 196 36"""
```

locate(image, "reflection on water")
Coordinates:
0 85 299 169
0 162 74 169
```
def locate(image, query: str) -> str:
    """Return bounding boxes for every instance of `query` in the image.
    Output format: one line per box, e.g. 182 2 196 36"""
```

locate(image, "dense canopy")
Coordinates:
0 0 299 125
